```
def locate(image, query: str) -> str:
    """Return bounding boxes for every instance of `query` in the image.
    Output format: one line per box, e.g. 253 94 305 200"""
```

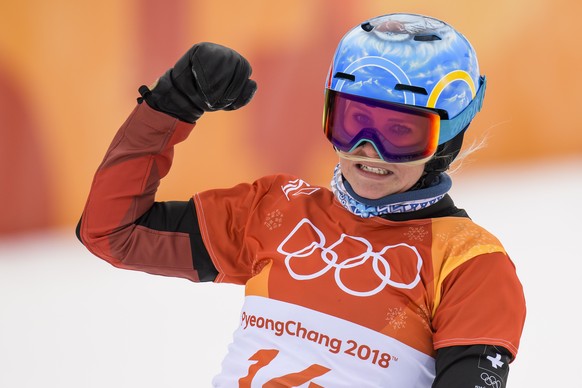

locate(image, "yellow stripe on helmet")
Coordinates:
426 70 476 109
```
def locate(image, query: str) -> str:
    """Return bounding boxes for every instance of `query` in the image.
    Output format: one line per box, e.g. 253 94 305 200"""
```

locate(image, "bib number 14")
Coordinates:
238 349 330 387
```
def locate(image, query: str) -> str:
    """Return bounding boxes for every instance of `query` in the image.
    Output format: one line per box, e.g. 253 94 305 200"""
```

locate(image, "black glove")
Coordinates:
138 42 257 123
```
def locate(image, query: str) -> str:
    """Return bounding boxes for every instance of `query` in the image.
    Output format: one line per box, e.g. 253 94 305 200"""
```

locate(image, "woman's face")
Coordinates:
339 142 425 200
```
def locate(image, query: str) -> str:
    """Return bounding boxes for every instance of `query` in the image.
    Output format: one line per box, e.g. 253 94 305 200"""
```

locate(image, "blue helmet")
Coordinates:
325 13 486 147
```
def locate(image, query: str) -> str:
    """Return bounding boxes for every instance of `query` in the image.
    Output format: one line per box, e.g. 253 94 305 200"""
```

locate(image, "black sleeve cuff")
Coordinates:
433 344 512 388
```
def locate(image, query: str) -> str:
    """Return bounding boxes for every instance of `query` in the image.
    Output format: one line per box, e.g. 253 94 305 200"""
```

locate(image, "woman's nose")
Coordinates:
357 141 382 158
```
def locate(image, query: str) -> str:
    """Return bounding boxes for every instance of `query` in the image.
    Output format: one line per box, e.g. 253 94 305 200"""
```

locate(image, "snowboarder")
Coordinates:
77 13 526 387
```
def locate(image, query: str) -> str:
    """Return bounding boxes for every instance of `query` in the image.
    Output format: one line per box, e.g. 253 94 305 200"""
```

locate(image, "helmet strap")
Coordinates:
411 129 466 190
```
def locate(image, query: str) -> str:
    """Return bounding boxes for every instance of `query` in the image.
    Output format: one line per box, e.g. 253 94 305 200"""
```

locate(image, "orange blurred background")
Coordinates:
1 0 580 235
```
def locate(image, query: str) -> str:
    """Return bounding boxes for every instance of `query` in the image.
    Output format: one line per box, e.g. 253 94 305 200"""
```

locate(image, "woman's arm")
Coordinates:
433 344 512 388
77 43 256 282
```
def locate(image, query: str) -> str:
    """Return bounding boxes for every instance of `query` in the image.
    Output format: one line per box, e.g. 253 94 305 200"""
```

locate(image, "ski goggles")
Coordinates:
323 90 443 164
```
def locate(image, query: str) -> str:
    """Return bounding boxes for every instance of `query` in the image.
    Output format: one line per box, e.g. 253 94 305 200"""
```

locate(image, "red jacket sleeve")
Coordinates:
78 102 206 281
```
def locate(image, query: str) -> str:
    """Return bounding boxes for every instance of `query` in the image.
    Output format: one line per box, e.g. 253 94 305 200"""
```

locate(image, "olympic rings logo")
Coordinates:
276 218 423 297
480 373 501 388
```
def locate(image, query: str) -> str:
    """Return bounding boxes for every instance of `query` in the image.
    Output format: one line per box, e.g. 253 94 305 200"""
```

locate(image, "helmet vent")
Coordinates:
394 84 428 95
413 34 441 42
334 72 356 82
360 22 374 32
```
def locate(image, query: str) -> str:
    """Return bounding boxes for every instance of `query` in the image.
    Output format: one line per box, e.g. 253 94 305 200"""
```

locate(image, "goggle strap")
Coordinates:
438 75 487 144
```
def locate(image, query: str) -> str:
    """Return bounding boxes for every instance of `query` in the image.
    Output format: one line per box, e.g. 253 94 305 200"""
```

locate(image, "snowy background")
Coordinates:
1 157 580 387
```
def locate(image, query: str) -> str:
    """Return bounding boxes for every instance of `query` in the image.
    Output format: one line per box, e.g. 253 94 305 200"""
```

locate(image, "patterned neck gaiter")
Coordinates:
330 164 452 218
